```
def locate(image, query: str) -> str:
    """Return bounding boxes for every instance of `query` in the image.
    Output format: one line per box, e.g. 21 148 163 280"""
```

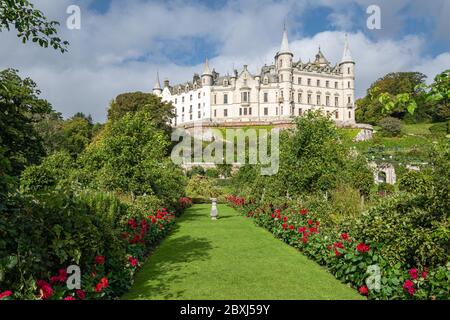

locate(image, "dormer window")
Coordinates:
264 77 268 85
223 79 228 86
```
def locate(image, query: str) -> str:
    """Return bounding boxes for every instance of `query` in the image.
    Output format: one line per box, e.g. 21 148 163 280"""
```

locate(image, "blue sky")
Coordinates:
0 0 449 121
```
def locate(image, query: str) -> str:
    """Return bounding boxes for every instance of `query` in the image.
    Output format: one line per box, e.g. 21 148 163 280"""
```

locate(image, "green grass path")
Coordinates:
123 204 363 300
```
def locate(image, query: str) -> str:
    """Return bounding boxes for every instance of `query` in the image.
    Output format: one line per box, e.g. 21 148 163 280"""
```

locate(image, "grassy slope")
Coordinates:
123 204 363 300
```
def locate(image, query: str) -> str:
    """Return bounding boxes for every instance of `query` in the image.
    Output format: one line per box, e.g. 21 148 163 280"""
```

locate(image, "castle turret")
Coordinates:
152 71 162 96
275 26 293 117
339 34 355 123
201 57 213 87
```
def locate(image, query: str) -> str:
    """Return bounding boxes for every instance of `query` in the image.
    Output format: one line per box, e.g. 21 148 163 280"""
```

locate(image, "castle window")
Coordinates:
298 93 302 103
348 111 351 118
326 96 330 106
264 92 268 103
348 81 351 88
276 107 279 116
224 109 228 117
249 108 252 115
239 108 242 116
214 95 217 104
264 107 268 116
198 92 201 99
182 97 185 103
326 81 329 88
335 82 338 89
335 97 339 107
190 114 193 120
348 96 351 104
280 74 283 82
182 107 185 112
224 79 228 86
307 78 311 86
214 110 217 117
198 103 201 109
317 95 321 105
348 67 351 74
175 98 177 104
224 93 228 104
241 91 250 103
317 80 320 87
243 108 247 116
298 77 302 85
307 94 312 104
335 111 339 119
189 105 193 113
298 108 302 116
190 95 192 101
198 111 201 119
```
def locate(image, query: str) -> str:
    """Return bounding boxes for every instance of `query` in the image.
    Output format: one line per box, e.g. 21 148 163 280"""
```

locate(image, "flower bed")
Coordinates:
225 196 449 300
0 194 192 301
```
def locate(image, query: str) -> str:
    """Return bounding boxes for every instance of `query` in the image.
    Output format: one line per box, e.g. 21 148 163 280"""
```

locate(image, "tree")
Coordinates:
0 0 68 52
107 92 175 136
422 70 450 122
80 110 186 205
356 72 427 123
0 69 52 176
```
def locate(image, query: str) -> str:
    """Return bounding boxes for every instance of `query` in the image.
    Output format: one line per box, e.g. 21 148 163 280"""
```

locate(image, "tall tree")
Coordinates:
0 0 68 52
0 69 52 177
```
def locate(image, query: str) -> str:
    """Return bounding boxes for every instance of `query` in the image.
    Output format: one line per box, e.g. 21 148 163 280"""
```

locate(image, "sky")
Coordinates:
1 0 449 122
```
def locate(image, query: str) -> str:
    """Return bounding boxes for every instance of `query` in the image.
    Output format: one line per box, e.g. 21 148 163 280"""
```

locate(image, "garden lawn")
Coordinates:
123 204 363 300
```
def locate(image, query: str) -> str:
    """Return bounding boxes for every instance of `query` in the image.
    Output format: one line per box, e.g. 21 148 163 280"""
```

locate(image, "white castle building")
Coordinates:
153 28 356 126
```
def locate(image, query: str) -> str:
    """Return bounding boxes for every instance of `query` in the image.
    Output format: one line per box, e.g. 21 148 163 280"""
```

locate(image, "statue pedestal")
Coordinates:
210 198 218 220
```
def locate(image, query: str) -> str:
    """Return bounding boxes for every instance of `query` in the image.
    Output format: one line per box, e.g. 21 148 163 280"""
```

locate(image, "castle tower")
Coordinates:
201 57 213 121
152 71 162 96
201 57 213 87
340 34 355 123
275 26 293 117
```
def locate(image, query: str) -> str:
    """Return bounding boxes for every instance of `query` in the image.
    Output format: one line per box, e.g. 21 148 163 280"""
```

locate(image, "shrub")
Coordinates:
379 117 402 137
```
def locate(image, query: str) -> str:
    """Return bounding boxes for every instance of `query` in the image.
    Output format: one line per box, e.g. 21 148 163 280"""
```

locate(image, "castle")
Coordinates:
152 28 356 127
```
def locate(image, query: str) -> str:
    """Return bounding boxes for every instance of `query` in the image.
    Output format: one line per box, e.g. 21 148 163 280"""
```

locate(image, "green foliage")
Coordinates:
399 170 432 194
79 110 186 209
356 72 426 124
107 92 175 137
0 0 69 52
0 69 51 177
186 166 205 177
379 117 402 137
186 176 221 199
20 151 75 192
205 168 219 178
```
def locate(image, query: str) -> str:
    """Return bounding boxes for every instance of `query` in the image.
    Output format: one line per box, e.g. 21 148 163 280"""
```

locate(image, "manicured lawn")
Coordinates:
123 204 363 300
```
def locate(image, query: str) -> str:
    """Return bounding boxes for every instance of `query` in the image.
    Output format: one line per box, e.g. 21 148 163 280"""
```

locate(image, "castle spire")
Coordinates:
203 57 212 75
279 25 290 54
153 71 161 90
341 34 354 64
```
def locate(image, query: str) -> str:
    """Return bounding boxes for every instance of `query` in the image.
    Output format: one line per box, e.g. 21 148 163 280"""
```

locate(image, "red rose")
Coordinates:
359 285 369 296
334 249 341 257
283 216 288 222
309 227 318 234
356 243 370 254
95 255 105 265
76 290 86 300
100 277 108 288
302 237 308 244
341 233 350 241
0 290 12 300
128 256 138 267
37 280 53 300
95 283 103 293
58 268 68 282
300 209 308 215
307 219 313 225
288 225 295 230
282 223 287 230
64 296 75 300
271 214 275 219
409 268 418 280
421 271 428 279
315 221 320 226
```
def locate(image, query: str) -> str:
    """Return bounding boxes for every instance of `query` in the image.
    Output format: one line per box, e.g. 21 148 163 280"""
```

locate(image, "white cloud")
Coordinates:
0 0 449 122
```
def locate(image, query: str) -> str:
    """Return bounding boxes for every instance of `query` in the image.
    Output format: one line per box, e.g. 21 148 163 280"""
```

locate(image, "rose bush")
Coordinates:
227 196 450 300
